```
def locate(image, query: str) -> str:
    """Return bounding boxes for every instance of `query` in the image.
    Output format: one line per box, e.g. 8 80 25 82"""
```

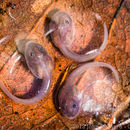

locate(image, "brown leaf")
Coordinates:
0 0 129 129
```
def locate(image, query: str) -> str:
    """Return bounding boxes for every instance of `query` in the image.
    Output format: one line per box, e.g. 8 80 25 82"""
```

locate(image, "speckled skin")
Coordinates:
49 11 108 62
58 62 119 119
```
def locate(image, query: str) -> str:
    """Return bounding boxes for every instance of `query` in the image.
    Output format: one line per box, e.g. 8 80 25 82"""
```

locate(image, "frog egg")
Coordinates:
48 10 108 62
58 62 119 119
0 35 54 104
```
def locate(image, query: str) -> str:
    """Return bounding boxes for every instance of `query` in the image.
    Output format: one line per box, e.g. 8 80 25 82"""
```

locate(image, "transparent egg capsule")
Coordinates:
58 62 120 119
0 34 53 104
46 10 108 62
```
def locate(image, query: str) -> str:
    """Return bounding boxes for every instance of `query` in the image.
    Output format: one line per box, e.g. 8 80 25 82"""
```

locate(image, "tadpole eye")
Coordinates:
73 104 77 108
65 20 69 24
30 52 35 57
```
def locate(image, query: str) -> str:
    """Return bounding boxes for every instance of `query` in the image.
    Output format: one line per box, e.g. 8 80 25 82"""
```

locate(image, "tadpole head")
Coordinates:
58 86 81 119
49 11 74 46
25 41 53 79
50 11 72 31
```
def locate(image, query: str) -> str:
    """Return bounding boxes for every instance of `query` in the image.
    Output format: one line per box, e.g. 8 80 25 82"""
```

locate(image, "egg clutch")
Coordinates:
0 9 125 121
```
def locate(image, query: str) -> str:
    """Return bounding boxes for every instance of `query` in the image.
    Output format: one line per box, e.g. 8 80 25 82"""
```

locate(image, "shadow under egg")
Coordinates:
52 67 66 112
44 9 64 55
44 9 59 39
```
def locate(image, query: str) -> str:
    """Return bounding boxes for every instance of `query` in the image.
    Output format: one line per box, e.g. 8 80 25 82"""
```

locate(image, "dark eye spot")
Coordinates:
14 111 19 114
30 52 35 57
65 20 69 24
73 104 77 108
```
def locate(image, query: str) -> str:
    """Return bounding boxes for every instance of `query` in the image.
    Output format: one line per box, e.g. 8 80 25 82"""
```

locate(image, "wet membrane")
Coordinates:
0 51 44 99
